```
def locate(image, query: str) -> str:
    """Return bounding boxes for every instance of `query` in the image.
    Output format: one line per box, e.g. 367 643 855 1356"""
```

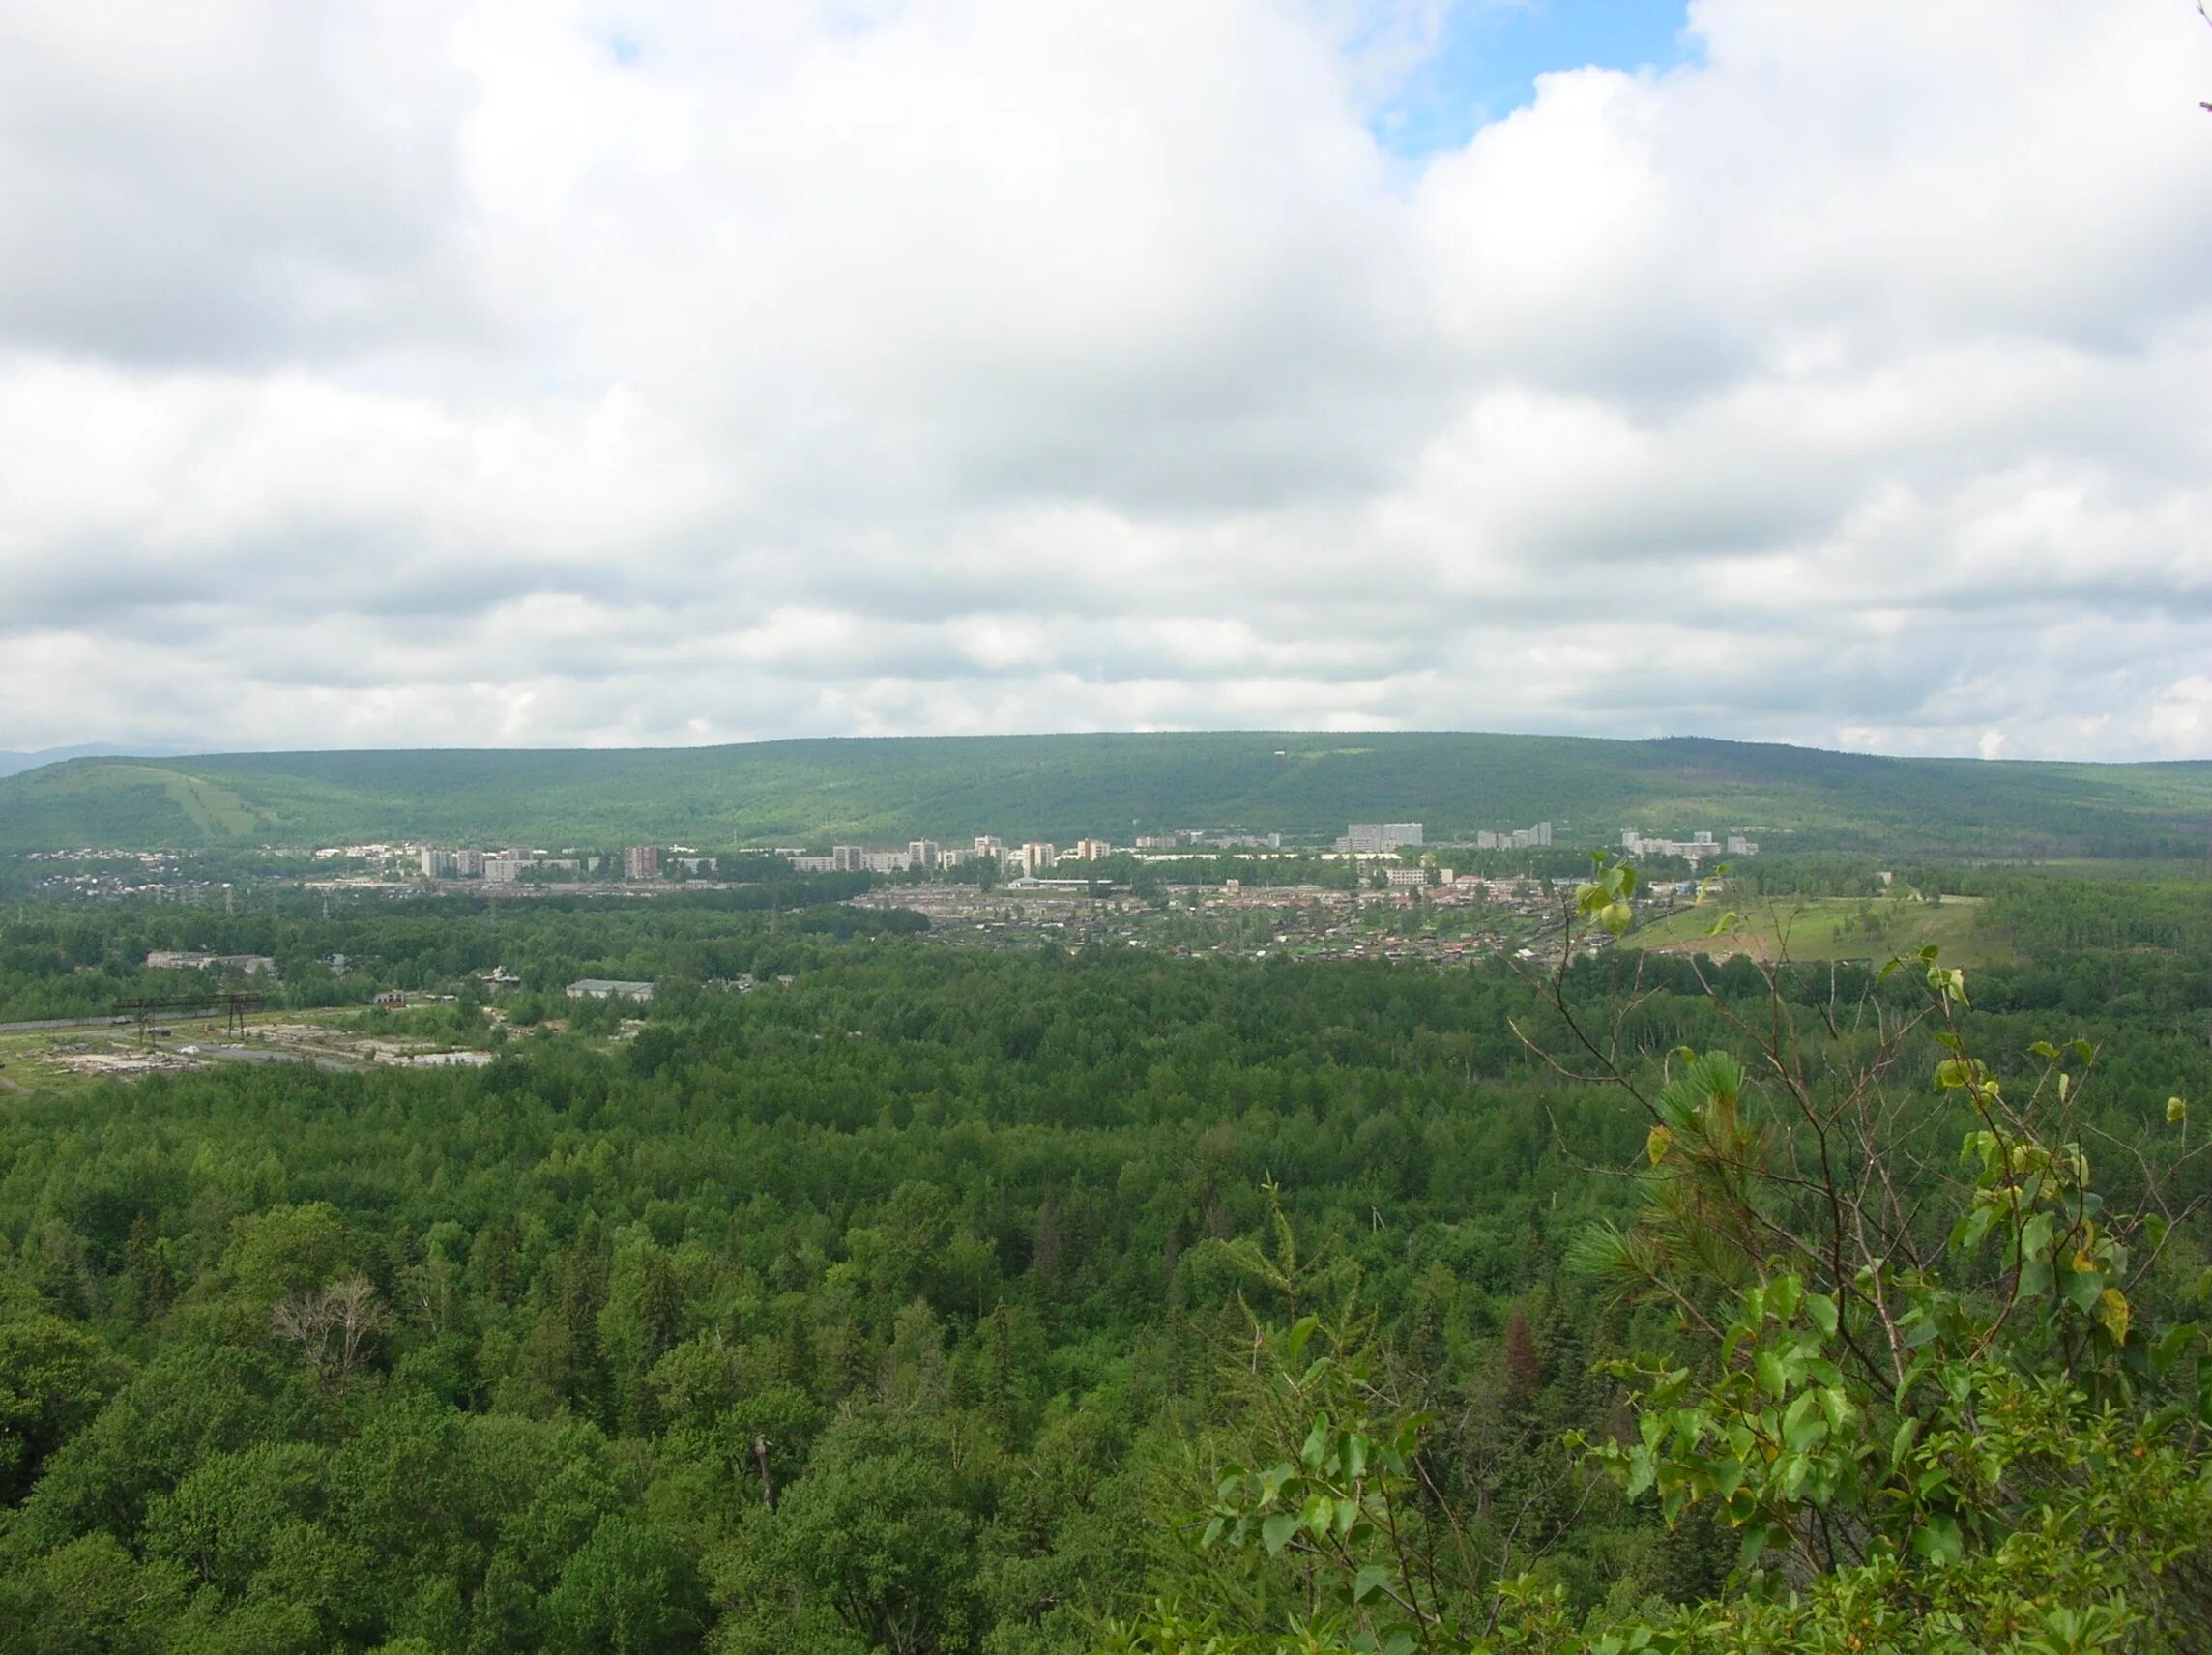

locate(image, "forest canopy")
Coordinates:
0 864 2206 1652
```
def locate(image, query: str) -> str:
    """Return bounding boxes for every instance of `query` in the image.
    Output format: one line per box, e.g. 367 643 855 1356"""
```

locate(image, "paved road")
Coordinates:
0 1015 364 1085
0 1014 137 1035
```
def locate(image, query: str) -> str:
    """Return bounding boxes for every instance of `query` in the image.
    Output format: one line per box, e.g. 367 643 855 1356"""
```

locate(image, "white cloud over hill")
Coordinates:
1 0 2207 758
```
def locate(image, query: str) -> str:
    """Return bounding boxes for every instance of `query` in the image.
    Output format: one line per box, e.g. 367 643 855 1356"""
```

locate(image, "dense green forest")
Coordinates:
4 732 2210 855
1 864 2209 1650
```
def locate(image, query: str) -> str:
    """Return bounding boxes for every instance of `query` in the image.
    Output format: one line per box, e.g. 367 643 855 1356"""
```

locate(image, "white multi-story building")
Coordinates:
974 835 1004 859
908 840 943 871
483 854 528 883
1475 821 1551 852
1074 838 1114 860
1019 842 1057 876
1337 822 1424 853
1620 829 1752 862
624 845 660 881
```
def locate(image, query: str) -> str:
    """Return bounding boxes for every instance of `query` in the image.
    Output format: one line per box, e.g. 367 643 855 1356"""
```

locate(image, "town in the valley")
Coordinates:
18 817 1761 981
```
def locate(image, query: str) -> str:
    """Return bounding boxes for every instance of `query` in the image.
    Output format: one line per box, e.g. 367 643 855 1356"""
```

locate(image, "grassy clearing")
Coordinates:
0 1029 141 1098
162 769 264 837
0 1009 379 1100
1624 893 2009 967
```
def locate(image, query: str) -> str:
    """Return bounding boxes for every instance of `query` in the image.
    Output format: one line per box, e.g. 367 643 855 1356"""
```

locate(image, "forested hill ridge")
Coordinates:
1 731 2208 856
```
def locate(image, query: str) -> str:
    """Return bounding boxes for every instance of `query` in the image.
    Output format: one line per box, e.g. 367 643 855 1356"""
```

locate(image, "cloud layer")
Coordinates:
2 0 2208 759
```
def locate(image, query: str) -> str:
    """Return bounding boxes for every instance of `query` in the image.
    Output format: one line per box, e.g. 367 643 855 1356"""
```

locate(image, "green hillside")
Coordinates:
1 732 2208 854
1624 893 2010 966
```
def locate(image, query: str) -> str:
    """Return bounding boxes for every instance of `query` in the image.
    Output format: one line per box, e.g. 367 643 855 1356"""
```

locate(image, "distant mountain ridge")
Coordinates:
0 732 2207 857
0 743 174 780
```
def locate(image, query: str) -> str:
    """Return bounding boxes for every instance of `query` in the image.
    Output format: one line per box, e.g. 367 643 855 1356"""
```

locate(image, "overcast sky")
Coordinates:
2 0 2208 760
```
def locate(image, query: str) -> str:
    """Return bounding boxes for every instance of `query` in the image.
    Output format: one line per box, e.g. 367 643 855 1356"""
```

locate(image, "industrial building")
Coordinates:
566 979 655 1002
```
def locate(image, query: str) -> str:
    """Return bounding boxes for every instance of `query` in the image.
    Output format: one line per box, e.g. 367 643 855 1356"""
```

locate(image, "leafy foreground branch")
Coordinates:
1106 885 2212 1654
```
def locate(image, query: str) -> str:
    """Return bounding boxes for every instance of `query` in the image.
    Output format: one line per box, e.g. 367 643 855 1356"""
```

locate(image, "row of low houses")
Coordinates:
148 947 655 1007
145 950 278 975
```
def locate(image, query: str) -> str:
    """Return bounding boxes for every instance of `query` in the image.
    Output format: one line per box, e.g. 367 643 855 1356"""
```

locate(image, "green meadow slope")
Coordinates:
1624 894 2011 967
0 732 2207 854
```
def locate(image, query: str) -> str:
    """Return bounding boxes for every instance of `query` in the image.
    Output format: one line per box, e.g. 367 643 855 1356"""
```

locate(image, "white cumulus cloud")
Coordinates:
0 0 2208 758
